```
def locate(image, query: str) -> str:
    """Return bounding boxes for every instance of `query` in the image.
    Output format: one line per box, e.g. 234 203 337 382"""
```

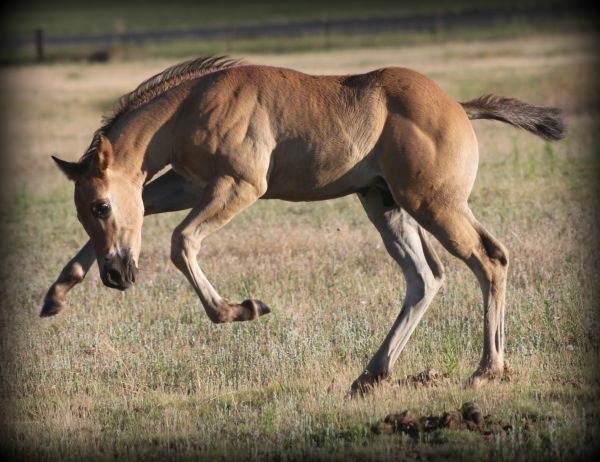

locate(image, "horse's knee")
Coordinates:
170 228 197 270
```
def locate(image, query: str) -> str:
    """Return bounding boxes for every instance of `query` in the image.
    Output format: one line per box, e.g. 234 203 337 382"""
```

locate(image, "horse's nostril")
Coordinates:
107 268 122 285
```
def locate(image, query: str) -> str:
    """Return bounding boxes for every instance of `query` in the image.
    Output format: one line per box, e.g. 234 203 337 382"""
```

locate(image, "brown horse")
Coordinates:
44 56 564 395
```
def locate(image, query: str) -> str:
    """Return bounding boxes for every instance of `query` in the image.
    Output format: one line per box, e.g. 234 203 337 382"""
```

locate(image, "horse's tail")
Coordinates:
460 94 566 141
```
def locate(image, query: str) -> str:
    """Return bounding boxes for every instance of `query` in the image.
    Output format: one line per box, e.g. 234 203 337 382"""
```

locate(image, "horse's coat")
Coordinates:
44 56 564 395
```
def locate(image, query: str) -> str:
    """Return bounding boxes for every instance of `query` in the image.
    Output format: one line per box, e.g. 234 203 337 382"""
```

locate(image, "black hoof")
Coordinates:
241 299 271 317
40 297 65 317
346 371 388 398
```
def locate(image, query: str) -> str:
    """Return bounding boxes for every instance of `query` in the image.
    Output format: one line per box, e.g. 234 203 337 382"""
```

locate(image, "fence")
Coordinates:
3 4 589 63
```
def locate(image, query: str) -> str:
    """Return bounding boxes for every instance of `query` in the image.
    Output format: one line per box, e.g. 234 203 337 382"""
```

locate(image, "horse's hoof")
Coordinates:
346 370 388 398
467 363 506 389
240 299 271 319
468 373 490 390
40 297 65 317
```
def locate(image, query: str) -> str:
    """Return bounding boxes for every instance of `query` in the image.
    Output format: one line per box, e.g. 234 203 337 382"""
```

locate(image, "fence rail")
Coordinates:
2 4 590 61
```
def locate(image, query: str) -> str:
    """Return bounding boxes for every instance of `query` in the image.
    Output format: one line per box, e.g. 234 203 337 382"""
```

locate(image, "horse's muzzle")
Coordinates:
101 253 138 291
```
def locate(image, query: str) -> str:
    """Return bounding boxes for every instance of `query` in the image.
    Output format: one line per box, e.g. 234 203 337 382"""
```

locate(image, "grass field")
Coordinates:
1 32 599 460
2 1 593 63
2 0 575 37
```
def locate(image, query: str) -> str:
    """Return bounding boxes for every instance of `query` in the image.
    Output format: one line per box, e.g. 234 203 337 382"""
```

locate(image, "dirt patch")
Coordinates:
373 402 512 439
501 363 514 382
396 368 449 388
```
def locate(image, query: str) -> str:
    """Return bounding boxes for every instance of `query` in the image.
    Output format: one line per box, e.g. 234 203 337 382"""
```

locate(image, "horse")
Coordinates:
43 56 564 395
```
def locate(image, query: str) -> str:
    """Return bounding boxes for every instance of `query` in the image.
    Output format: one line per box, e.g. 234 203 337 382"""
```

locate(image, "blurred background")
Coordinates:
0 0 595 64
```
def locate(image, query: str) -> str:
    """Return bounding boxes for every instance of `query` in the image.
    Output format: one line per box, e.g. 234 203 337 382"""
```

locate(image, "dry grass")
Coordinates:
1 33 599 461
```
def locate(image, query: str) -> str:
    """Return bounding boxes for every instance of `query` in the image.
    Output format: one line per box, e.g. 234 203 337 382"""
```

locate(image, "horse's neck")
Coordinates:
108 88 189 185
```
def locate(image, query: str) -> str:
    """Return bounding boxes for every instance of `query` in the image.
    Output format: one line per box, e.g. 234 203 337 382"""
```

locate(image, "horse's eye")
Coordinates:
91 201 111 219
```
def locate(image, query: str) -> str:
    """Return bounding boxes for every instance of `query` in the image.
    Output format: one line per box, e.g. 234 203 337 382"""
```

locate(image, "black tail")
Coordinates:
460 94 566 141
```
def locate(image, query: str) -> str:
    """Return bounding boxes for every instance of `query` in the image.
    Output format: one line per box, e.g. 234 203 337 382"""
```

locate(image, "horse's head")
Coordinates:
53 135 142 290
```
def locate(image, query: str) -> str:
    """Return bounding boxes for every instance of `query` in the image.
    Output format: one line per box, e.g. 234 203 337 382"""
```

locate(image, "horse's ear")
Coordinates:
96 135 113 172
52 155 88 181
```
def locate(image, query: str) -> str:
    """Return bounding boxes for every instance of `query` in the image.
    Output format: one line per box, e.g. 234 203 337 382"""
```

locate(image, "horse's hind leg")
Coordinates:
40 169 202 317
377 105 508 388
348 186 445 396
398 200 508 389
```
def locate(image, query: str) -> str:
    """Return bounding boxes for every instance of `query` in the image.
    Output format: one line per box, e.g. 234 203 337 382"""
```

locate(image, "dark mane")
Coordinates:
82 55 243 159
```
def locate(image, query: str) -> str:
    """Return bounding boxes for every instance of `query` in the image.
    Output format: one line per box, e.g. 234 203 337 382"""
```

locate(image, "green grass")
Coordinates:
3 19 593 65
2 0 575 38
1 1 594 64
0 33 599 461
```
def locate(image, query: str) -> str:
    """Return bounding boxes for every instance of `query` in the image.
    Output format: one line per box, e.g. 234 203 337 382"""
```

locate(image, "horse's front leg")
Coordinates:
40 241 96 317
40 169 202 317
170 175 270 323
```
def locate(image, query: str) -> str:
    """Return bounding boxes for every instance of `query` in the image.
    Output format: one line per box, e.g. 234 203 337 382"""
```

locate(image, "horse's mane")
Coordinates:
82 55 243 159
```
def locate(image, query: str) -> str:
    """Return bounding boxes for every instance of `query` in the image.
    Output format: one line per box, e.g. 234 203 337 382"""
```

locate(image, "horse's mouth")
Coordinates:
101 257 137 290
102 276 133 291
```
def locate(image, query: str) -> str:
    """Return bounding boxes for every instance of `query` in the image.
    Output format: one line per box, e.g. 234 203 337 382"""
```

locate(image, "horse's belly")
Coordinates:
263 147 380 201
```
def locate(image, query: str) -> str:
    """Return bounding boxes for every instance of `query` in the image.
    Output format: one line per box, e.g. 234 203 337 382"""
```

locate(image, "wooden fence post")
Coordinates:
35 29 45 62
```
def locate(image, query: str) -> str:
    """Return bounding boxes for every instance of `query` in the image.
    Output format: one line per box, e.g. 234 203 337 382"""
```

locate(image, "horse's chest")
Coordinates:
170 151 211 187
